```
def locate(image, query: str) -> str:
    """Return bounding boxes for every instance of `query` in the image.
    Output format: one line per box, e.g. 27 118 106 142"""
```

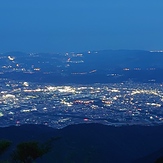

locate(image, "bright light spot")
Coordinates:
123 68 130 71
2 94 15 99
58 86 75 93
34 68 40 71
46 86 57 91
0 112 3 117
146 103 161 107
111 89 120 92
8 56 15 61
23 82 29 87
8 112 14 115
43 107 47 111
61 100 73 106
21 109 30 113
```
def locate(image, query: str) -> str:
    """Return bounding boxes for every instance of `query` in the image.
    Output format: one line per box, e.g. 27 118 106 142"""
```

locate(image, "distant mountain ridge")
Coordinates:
1 49 163 84
2 49 163 69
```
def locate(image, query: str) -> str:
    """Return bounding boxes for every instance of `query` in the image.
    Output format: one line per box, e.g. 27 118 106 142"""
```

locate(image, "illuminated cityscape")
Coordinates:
0 50 163 128
0 79 163 128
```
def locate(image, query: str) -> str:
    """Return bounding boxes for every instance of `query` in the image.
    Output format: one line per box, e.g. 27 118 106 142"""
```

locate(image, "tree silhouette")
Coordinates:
155 157 163 163
0 140 12 156
11 137 60 163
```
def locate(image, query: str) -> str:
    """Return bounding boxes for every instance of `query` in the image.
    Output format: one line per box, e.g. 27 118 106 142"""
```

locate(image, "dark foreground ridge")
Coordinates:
1 124 163 163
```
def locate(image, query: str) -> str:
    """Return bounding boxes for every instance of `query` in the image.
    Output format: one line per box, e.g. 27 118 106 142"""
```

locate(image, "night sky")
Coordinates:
0 0 163 53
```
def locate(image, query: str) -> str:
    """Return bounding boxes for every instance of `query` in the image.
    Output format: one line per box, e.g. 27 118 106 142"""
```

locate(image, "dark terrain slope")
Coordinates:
1 124 163 162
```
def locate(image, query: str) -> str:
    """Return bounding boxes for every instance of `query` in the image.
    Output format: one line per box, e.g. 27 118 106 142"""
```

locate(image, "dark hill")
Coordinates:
1 124 163 162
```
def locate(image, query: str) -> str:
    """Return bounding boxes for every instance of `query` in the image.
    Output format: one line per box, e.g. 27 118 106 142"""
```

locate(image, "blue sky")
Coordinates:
0 0 163 53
